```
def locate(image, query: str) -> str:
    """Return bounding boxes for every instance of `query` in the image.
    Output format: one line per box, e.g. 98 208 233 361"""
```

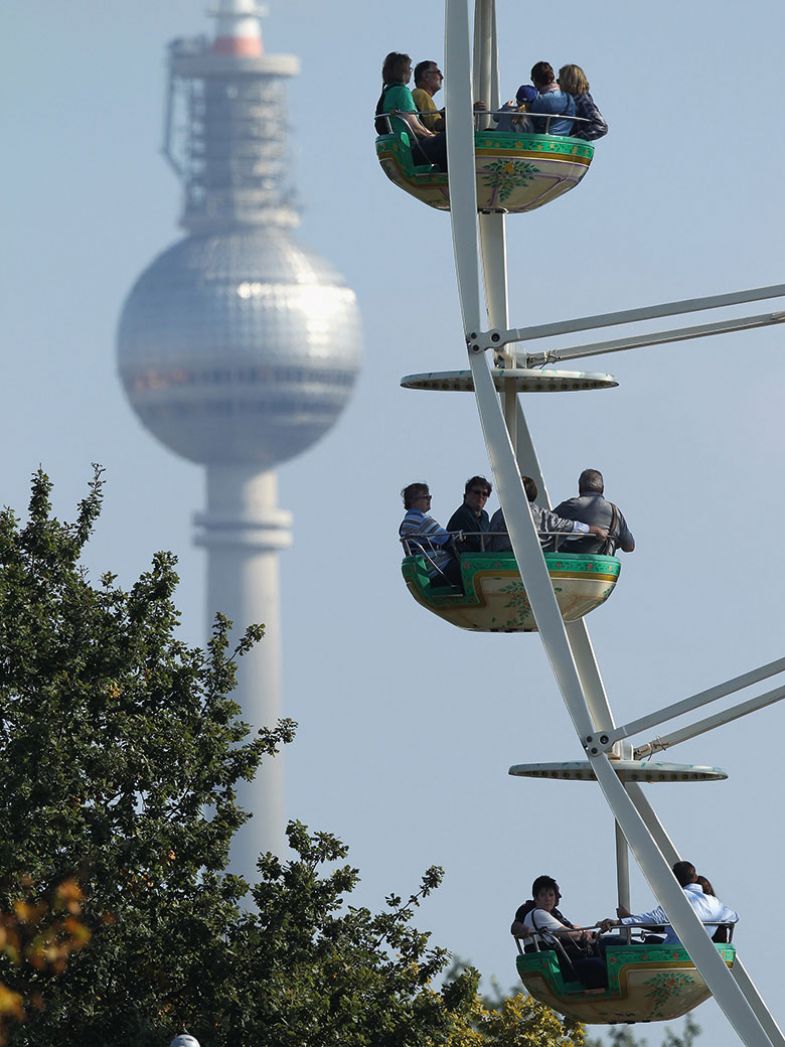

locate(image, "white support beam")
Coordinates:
623 782 680 866
445 4 782 1040
507 282 785 343
607 655 785 746
592 755 772 1047
634 683 785 759
618 785 785 1046
733 959 785 1047
520 310 785 366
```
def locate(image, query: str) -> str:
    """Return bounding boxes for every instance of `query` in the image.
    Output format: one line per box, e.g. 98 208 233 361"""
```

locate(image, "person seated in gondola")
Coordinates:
447 475 492 552
554 468 634 555
697 875 734 943
511 874 576 943
494 84 538 133
399 482 462 588
375 52 448 171
411 60 445 132
528 61 576 135
597 860 738 946
488 476 606 552
558 64 608 141
511 875 606 989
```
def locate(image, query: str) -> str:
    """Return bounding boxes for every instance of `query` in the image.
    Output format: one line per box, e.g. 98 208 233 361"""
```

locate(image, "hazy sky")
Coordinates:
4 2 785 1043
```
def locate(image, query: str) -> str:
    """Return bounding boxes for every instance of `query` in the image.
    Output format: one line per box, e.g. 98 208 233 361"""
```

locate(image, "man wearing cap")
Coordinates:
494 84 538 132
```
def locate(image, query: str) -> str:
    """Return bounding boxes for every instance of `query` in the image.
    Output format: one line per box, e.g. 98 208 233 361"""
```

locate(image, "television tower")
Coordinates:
117 0 361 872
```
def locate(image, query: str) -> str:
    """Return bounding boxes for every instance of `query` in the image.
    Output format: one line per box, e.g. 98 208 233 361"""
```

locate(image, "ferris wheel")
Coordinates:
377 2 785 1043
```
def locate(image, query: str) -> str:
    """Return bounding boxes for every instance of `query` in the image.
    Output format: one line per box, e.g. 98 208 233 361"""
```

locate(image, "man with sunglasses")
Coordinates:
412 60 445 132
447 475 493 553
399 482 462 589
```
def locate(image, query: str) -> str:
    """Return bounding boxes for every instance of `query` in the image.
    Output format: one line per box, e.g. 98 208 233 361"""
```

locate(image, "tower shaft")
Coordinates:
195 466 292 867
119 0 360 873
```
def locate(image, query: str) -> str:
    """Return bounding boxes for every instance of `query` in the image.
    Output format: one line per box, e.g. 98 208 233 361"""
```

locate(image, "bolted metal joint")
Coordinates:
584 732 614 756
466 328 503 355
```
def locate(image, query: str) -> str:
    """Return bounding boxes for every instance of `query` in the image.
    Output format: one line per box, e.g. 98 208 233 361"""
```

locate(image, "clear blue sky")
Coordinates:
3 3 785 1043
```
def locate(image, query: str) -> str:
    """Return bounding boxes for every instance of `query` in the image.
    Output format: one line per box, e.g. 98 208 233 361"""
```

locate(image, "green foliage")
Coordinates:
0 469 682 1046
0 469 292 1045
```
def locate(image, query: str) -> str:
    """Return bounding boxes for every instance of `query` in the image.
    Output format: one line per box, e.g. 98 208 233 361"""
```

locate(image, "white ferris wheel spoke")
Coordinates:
510 282 785 343
733 960 785 1047
607 776 785 1045
444 0 481 336
592 756 775 1046
440 4 784 1042
521 310 785 367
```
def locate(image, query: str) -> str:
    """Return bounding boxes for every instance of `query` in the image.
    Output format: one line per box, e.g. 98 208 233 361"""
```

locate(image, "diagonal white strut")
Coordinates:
445 2 779 1041
521 310 785 367
625 783 785 1047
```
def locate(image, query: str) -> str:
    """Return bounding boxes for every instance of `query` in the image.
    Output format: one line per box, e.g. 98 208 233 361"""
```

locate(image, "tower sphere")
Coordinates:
117 228 361 468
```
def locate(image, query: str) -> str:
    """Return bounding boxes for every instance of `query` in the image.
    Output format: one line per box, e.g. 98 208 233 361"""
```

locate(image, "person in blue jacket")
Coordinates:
528 60 575 135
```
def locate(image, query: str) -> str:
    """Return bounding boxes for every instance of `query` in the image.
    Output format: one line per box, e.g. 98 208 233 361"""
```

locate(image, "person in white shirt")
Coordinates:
598 861 738 945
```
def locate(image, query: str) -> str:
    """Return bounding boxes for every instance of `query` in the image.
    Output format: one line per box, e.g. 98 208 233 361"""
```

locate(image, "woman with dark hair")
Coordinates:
527 61 575 135
375 51 448 171
697 874 732 942
696 875 715 896
558 64 608 141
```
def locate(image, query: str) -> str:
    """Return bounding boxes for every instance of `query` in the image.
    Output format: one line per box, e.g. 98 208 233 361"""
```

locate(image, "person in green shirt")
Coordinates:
375 51 447 171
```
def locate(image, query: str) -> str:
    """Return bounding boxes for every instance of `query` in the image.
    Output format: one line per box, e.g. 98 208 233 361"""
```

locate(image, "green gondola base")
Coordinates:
375 129 594 213
517 942 736 1024
401 550 620 632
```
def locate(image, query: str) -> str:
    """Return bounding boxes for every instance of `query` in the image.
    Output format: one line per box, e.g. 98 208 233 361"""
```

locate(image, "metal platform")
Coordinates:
400 367 617 393
508 760 728 783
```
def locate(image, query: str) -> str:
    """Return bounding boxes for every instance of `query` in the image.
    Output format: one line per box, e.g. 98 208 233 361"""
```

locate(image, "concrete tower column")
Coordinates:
117 2 361 879
194 466 292 868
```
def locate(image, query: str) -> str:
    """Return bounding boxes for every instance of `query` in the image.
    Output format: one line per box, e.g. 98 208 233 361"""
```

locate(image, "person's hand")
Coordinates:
598 918 616 933
473 100 487 111
616 905 631 918
589 525 609 539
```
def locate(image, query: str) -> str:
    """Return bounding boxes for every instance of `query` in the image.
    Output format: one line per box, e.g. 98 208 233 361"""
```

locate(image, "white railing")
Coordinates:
375 110 590 136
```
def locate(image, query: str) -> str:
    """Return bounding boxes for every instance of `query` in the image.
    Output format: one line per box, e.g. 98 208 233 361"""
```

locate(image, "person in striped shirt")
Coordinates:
399 482 463 589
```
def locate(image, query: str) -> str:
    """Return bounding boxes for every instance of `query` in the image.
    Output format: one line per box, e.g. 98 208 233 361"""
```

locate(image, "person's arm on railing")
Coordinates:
397 109 436 138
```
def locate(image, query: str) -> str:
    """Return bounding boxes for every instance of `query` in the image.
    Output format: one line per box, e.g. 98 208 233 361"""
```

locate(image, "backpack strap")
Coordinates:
598 503 619 556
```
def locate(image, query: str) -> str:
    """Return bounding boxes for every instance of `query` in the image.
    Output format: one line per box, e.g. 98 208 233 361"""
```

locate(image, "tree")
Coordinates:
0 468 291 1045
0 470 584 1046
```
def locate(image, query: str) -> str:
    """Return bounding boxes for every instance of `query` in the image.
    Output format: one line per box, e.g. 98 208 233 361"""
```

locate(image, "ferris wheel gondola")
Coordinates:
381 1 785 1041
375 127 593 213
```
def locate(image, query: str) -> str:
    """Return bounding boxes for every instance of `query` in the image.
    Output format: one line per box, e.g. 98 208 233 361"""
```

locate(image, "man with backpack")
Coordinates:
488 475 607 553
553 468 635 556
